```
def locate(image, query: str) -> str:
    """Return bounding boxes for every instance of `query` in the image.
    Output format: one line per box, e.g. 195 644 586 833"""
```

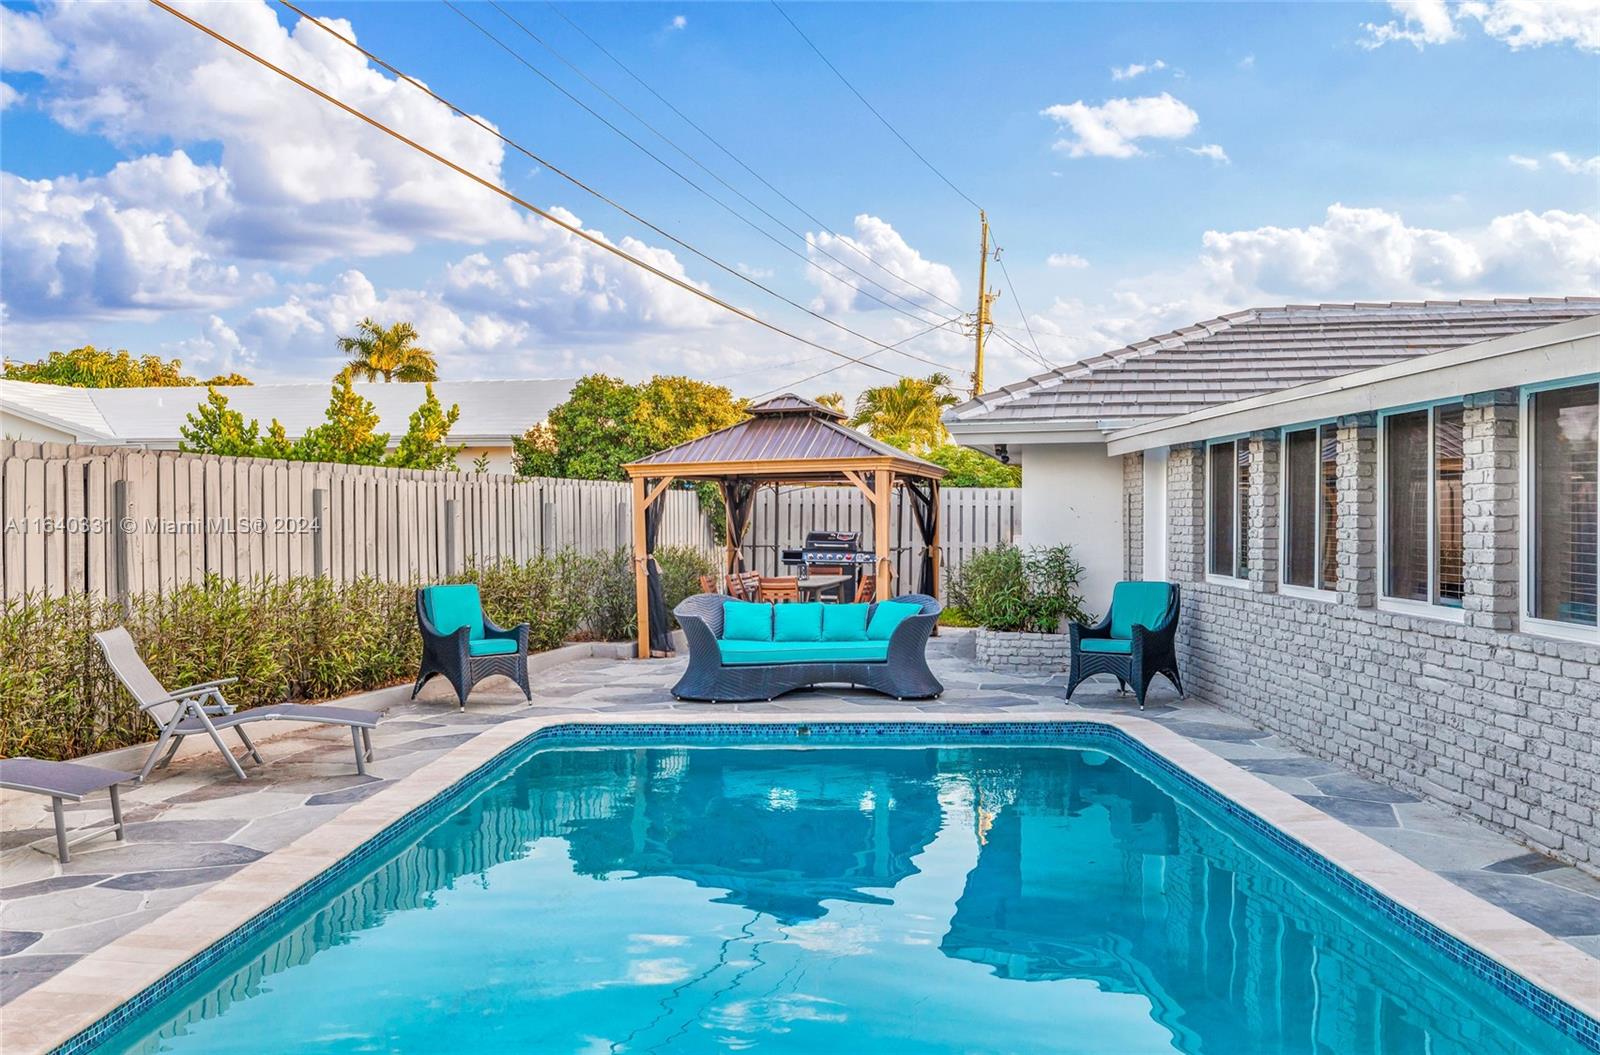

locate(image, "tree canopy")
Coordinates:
4 345 251 388
513 374 747 480
922 444 1020 487
850 373 960 454
338 318 438 382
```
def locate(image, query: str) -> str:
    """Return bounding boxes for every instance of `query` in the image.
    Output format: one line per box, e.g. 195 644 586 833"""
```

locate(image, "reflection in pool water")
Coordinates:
102 743 1585 1054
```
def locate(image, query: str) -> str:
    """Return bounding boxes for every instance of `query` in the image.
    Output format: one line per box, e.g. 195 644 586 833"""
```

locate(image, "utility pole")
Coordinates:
972 210 999 397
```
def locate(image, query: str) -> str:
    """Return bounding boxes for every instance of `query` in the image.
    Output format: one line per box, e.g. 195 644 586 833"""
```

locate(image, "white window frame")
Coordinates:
1278 421 1339 603
1519 377 1600 644
1204 436 1250 587
1377 400 1467 623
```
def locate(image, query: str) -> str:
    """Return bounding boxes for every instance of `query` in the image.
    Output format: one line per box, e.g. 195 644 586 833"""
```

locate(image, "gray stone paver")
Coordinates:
2 629 1597 1005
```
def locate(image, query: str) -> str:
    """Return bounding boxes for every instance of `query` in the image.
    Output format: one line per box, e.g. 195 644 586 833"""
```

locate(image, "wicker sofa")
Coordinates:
671 593 943 702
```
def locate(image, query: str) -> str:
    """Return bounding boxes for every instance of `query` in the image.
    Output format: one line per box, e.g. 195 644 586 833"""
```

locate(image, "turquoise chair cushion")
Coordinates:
822 603 871 642
469 638 519 656
717 640 889 665
867 601 921 641
1110 582 1173 640
775 602 825 642
1079 638 1132 654
424 584 484 639
723 601 774 641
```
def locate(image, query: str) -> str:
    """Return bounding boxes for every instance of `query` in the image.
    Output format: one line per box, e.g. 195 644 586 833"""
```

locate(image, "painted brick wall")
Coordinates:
1151 389 1599 874
1122 452 1144 581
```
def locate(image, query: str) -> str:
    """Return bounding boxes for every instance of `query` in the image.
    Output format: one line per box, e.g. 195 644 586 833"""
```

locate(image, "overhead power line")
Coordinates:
989 232 1053 369
499 1 963 322
771 1 982 214
542 1 969 317
753 315 960 399
268 0 963 376
149 0 914 382
446 0 960 337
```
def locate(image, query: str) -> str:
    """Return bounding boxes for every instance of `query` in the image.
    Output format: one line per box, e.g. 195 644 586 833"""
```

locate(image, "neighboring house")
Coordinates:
946 296 1599 872
0 378 577 473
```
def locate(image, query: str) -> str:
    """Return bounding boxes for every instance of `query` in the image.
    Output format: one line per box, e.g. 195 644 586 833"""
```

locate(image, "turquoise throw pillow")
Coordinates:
822 603 871 642
723 601 774 641
867 601 920 640
775 602 824 642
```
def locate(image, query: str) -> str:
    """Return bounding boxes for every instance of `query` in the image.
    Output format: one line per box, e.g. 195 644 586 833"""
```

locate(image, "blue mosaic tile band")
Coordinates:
51 721 1600 1054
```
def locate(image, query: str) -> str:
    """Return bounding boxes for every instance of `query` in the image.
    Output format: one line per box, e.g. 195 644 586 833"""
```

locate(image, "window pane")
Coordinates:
1208 442 1234 576
1319 424 1340 590
1237 442 1252 578
1385 411 1430 601
1284 429 1317 587
1533 385 1599 625
1434 403 1464 607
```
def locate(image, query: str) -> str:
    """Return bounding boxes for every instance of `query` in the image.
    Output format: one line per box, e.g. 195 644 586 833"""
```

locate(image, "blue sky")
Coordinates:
2 0 1596 399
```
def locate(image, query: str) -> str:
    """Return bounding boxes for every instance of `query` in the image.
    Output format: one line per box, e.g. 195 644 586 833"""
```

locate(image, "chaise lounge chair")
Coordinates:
412 584 532 710
1064 581 1184 710
95 627 378 782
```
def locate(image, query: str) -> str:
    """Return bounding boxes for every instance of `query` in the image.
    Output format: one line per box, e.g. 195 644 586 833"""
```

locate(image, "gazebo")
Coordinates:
622 394 947 659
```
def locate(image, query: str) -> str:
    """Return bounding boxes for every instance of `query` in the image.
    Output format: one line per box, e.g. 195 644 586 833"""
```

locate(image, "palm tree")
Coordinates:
813 392 846 414
850 373 959 454
337 318 438 382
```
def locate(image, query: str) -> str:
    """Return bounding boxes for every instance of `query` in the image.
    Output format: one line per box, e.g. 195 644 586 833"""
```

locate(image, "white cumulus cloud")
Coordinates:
804 214 961 314
1047 253 1090 269
1041 93 1201 159
1549 151 1600 174
1362 0 1600 51
1188 143 1231 164
1110 59 1167 80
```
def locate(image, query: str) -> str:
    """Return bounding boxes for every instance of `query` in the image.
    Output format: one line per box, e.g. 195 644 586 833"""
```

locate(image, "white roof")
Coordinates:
0 379 576 445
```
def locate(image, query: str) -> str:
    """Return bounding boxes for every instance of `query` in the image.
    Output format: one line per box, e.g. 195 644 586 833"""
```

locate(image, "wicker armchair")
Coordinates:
1065 581 1183 710
672 593 943 702
413 584 531 710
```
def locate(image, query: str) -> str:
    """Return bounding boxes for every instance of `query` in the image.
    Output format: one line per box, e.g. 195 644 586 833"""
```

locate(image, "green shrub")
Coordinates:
0 546 701 760
578 545 720 642
945 544 1089 633
656 545 717 614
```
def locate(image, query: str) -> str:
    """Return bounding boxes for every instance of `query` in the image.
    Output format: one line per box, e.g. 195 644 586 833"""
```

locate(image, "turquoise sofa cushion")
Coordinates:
717 640 889 665
424 584 484 639
1110 581 1173 640
723 601 774 641
469 638 519 656
1079 638 1132 654
867 601 920 641
775 602 824 642
822 603 871 642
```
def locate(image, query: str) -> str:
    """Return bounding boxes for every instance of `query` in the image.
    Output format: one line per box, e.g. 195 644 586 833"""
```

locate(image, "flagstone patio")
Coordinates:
2 630 1597 1005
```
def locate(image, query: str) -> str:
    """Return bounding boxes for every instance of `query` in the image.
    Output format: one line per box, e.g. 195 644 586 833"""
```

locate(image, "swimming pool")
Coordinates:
74 725 1596 1053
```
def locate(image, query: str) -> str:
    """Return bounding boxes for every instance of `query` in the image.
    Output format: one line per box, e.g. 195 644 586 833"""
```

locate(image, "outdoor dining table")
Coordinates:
795 574 854 600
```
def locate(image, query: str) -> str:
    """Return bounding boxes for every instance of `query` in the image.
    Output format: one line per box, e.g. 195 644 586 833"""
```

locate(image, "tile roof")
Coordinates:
0 378 576 444
948 298 1600 428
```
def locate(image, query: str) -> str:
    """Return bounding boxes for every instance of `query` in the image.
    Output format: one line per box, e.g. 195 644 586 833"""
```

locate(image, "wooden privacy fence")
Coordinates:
740 484 1021 588
1 443 1023 602
0 441 712 601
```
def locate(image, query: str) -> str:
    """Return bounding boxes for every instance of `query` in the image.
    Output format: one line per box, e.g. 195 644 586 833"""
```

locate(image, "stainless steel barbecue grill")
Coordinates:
780 531 875 579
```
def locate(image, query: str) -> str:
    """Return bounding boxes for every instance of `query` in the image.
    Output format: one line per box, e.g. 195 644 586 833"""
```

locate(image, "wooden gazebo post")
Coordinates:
622 395 947 661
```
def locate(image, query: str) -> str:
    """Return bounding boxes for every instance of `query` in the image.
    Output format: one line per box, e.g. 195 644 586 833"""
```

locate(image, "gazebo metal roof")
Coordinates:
625 395 945 479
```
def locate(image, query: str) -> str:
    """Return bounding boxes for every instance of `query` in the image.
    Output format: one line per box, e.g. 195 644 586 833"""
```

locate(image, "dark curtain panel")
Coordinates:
1284 428 1317 588
720 479 757 574
1532 384 1598 625
1208 441 1235 576
906 479 937 596
643 482 673 654
1384 410 1430 601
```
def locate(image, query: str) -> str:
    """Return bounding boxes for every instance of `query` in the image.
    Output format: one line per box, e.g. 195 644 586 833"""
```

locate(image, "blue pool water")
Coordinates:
90 735 1591 1054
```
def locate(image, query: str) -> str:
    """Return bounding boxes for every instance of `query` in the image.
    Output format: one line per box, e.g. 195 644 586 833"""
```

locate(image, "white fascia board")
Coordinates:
947 419 1123 447
1105 316 1600 455
0 401 116 441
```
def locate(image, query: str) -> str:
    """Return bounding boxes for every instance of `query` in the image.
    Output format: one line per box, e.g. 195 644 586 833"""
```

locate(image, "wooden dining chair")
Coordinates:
758 577 801 603
854 575 877 603
734 571 763 600
699 575 717 595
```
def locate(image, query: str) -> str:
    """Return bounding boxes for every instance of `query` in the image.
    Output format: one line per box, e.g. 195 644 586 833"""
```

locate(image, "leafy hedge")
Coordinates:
0 546 717 761
944 544 1090 633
